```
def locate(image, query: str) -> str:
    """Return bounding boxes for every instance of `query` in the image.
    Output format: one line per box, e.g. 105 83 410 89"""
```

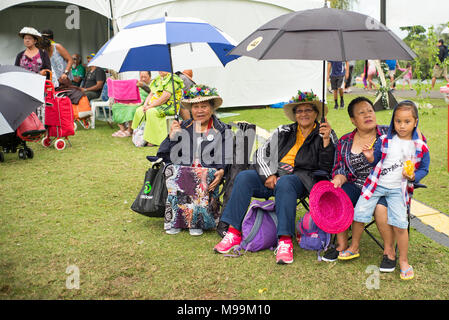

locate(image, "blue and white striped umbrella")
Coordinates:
89 16 240 72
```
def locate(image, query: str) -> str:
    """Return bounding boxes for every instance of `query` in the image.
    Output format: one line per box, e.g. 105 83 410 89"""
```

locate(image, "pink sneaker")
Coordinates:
214 231 241 254
275 240 294 264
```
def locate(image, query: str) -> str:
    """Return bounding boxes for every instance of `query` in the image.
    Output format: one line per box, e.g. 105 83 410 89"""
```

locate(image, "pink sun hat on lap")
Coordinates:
309 180 354 234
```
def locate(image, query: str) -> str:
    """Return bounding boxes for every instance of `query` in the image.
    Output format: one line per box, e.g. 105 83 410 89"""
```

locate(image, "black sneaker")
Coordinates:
340 99 345 109
322 247 339 262
379 255 396 272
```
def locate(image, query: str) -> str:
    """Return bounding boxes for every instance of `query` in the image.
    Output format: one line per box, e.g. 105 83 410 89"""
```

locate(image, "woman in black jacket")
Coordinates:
214 90 337 265
15 27 51 76
157 85 231 236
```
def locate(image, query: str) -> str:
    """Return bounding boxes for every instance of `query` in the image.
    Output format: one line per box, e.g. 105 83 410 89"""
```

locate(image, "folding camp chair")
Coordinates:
348 182 427 251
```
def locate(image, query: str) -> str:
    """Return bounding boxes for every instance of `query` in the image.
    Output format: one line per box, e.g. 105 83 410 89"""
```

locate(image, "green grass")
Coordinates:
1 92 449 300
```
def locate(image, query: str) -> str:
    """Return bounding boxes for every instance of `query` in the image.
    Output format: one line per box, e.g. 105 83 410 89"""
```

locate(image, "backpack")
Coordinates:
237 199 278 253
216 121 256 238
296 211 331 261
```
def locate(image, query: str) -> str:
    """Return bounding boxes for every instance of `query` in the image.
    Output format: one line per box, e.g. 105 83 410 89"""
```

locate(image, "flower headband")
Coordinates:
184 84 219 99
289 90 319 104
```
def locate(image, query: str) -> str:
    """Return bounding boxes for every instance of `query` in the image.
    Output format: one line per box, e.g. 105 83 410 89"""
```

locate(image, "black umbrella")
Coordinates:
0 65 45 135
229 6 417 121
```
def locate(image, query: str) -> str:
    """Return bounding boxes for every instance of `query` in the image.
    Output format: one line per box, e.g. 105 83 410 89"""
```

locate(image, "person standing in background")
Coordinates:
38 29 73 87
327 61 349 109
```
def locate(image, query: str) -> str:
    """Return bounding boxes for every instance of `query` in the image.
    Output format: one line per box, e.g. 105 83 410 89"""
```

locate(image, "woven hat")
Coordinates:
309 180 354 234
283 90 327 122
19 27 41 39
182 69 193 81
181 84 223 110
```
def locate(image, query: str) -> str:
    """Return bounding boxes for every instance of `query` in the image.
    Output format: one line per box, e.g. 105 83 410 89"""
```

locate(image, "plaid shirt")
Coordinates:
361 134 430 205
332 125 389 183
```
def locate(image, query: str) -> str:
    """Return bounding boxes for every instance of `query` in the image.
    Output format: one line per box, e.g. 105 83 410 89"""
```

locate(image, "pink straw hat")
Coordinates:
309 180 354 234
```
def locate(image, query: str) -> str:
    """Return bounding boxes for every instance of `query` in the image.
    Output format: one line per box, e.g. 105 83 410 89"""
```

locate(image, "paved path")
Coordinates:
410 199 449 247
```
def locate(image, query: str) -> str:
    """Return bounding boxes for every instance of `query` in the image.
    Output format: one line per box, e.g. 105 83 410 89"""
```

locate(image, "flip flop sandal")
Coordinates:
116 131 129 137
400 266 414 280
337 250 360 261
112 130 123 137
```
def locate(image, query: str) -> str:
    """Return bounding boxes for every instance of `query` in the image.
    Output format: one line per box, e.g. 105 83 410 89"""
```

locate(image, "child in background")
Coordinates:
399 63 413 90
339 100 430 281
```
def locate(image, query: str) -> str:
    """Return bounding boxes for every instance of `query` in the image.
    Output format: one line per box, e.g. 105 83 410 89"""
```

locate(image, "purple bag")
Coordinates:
239 199 278 252
296 211 331 261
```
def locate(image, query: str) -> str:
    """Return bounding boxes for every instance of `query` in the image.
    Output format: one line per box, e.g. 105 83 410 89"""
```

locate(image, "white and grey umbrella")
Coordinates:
0 65 45 135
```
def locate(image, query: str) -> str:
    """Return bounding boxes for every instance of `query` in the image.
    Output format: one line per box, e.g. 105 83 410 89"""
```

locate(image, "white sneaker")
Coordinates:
189 228 203 236
165 228 182 235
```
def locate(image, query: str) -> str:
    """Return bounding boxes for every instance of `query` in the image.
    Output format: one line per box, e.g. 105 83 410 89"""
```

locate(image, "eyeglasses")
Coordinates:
295 108 315 114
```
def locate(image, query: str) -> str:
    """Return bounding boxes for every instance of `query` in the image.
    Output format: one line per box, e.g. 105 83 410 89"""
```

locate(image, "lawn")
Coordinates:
1 92 449 300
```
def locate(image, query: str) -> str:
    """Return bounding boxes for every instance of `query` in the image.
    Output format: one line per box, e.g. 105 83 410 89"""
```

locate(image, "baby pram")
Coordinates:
41 80 75 150
0 112 46 162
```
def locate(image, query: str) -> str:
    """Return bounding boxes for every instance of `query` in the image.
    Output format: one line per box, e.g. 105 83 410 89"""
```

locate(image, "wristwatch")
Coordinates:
64 70 69 75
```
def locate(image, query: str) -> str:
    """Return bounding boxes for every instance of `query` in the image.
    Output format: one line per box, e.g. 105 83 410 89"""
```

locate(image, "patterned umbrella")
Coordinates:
89 16 240 120
0 65 45 135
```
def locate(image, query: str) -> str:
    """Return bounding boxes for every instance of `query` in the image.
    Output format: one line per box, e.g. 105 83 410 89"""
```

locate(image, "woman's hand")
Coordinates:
264 175 278 190
319 119 332 147
361 143 374 163
209 169 224 192
331 174 347 189
169 120 182 139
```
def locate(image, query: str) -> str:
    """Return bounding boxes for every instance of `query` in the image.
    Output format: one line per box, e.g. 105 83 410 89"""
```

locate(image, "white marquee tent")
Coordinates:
0 0 325 108
2 0 447 107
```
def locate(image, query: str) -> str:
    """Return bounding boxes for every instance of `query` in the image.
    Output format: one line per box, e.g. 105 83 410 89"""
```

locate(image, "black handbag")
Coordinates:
131 161 167 217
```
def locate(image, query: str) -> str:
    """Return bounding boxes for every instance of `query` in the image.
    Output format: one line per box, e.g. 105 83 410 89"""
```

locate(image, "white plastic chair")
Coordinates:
90 98 113 128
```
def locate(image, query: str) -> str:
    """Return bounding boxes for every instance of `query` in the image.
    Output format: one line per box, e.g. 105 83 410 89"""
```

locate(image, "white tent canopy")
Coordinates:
113 0 324 108
0 0 112 18
0 1 110 69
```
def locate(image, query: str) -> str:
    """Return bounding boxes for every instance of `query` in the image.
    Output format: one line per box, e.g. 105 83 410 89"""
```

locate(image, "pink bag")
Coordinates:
107 78 141 104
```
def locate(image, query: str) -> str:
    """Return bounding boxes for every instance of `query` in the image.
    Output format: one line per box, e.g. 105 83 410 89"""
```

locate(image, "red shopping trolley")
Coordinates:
41 80 74 150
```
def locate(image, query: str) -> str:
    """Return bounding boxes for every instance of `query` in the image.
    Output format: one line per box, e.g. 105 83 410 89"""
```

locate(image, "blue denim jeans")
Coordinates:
220 170 306 238
354 185 407 229
341 182 387 208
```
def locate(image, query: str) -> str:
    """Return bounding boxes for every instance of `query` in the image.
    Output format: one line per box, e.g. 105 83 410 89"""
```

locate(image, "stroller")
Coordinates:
41 80 75 150
0 112 46 162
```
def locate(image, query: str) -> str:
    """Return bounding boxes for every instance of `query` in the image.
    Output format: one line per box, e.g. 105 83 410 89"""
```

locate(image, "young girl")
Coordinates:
339 100 430 280
399 63 413 90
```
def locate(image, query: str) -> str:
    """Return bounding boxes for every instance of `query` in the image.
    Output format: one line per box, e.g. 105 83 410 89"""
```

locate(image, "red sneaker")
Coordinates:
275 240 294 264
214 231 241 254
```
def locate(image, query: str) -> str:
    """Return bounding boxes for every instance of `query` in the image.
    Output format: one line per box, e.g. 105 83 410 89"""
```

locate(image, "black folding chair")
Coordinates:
348 183 427 251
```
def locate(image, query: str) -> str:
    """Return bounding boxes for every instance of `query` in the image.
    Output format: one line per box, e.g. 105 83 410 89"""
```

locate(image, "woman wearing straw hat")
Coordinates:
214 90 337 265
157 84 230 236
15 27 51 76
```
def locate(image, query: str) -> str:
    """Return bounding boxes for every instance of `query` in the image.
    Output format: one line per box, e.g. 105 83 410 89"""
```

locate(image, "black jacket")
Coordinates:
437 44 448 64
15 49 51 72
157 114 231 171
254 121 337 193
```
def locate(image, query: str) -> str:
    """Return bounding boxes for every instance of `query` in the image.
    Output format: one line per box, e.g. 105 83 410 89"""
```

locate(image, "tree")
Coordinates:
328 0 358 10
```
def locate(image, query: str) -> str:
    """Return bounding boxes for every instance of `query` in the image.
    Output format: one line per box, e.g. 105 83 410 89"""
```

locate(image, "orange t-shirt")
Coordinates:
280 124 315 167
